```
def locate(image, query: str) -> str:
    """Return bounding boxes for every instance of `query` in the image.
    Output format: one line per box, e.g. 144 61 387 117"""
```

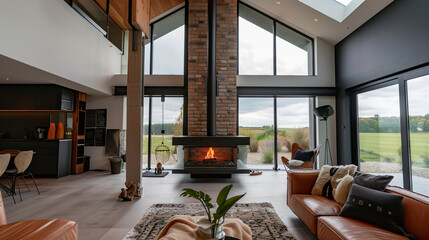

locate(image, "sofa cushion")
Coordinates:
0 219 77 240
317 216 409 240
311 165 357 199
339 184 413 238
289 194 341 234
293 149 314 161
353 172 393 191
334 174 354 205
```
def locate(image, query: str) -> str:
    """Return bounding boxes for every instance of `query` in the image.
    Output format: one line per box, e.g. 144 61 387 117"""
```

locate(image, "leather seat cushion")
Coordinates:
290 194 341 234
317 216 409 240
0 219 77 240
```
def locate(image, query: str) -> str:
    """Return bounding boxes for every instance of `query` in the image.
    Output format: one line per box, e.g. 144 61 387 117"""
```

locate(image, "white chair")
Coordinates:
5 151 40 201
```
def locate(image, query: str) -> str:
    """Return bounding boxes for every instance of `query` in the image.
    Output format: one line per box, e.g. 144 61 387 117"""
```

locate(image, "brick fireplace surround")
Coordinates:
172 0 249 177
188 0 238 136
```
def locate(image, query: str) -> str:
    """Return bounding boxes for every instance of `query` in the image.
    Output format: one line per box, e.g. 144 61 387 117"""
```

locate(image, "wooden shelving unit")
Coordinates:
72 92 86 174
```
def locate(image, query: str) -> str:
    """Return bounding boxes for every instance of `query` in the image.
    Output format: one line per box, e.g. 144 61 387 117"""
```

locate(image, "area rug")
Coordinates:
142 171 169 177
123 202 295 240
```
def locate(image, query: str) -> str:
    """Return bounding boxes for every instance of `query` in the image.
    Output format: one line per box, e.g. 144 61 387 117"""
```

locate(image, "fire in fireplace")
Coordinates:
184 146 237 168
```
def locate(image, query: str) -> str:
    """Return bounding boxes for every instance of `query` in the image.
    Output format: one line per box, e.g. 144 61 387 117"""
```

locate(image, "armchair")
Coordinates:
281 143 320 170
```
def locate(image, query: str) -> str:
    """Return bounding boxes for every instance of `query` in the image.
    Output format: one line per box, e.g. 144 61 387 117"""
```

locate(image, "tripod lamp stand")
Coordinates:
313 105 334 166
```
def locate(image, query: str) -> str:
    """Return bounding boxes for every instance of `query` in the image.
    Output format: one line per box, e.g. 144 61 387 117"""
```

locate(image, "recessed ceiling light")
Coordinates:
276 1 281 4
5 77 9 81
313 18 319 22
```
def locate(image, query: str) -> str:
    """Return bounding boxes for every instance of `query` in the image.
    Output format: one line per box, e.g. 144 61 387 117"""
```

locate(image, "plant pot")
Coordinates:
196 218 226 240
109 157 122 174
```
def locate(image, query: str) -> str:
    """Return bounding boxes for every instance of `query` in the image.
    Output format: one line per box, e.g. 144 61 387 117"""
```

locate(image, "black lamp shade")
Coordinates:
313 105 334 119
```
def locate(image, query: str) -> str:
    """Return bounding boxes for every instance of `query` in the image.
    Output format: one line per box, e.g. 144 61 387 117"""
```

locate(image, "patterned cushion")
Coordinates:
311 165 357 199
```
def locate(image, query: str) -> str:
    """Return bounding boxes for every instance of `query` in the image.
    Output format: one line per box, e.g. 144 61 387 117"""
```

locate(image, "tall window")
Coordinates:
239 4 273 75
239 97 313 169
407 75 429 195
143 96 183 168
145 8 185 75
357 85 403 187
239 3 313 76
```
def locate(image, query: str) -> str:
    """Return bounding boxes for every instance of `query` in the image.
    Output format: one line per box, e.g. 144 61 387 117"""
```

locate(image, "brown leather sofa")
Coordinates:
287 170 429 240
0 192 78 240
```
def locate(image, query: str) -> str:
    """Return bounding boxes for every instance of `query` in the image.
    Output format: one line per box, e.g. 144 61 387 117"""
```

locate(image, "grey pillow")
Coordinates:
293 149 314 162
339 184 414 239
353 172 393 191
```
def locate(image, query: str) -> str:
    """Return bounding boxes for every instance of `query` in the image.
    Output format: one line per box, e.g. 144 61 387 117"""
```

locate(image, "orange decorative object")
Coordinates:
205 147 216 160
56 122 64 139
47 123 56 140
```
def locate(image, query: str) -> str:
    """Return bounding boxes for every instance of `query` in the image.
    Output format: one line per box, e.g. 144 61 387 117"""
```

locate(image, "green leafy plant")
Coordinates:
180 184 246 237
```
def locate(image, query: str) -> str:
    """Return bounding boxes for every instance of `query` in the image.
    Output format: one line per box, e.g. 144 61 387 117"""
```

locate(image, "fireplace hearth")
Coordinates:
171 136 250 178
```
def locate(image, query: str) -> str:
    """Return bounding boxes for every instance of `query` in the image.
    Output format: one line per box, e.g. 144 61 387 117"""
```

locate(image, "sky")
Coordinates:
358 75 429 118
239 98 310 128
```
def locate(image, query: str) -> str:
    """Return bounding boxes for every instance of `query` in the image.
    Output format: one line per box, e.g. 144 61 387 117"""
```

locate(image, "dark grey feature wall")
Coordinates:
335 0 429 165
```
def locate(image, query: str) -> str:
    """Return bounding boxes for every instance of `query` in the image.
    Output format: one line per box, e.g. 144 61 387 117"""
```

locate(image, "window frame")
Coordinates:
146 7 186 75
349 64 429 191
238 2 315 76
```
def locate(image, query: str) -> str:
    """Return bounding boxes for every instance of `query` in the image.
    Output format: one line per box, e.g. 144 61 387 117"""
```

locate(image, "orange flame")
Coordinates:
205 147 216 160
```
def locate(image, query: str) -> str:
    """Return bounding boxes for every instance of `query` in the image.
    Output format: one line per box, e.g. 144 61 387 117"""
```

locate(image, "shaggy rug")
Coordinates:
123 202 295 240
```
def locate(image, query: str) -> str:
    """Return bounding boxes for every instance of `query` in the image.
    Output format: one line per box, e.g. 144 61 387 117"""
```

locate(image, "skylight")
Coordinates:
299 0 365 22
334 0 352 6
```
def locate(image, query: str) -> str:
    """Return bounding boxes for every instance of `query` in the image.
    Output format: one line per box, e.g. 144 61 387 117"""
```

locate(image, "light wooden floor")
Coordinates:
2 170 315 240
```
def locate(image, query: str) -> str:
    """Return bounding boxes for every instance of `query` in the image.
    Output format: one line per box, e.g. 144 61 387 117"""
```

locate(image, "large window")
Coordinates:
145 8 185 75
357 85 403 187
239 3 313 76
239 97 313 169
352 66 429 196
143 96 183 169
407 75 429 195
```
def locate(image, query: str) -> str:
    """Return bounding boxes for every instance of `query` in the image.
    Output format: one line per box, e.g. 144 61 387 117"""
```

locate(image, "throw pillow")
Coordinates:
353 172 394 191
311 164 357 199
334 174 354 205
288 160 304 169
293 149 314 162
339 184 414 239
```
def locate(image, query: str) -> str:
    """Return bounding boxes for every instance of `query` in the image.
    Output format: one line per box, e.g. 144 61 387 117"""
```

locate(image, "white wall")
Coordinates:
0 0 121 95
237 37 335 87
316 96 337 167
85 96 127 170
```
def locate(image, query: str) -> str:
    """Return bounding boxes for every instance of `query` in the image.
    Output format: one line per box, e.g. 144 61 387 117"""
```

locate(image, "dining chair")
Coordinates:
0 154 16 204
5 151 40 201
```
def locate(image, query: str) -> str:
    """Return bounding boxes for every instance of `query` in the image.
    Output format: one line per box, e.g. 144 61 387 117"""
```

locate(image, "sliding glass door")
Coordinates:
239 97 313 169
357 85 403 187
407 75 429 195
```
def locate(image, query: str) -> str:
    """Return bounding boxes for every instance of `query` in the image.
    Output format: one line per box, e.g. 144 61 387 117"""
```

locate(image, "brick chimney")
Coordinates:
187 0 238 136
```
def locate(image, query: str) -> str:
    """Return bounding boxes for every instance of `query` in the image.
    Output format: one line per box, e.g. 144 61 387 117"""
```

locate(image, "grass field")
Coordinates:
143 135 175 155
359 132 429 167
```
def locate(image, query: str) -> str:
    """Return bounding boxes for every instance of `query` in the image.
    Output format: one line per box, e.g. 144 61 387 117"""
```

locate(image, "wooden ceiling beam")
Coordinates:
150 0 184 20
131 0 150 36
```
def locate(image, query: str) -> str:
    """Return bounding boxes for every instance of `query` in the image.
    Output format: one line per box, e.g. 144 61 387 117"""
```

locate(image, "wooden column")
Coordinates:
126 30 143 193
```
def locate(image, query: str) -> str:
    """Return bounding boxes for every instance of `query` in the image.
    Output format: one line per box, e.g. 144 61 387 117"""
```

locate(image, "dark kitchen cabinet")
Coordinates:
0 85 74 111
0 139 72 178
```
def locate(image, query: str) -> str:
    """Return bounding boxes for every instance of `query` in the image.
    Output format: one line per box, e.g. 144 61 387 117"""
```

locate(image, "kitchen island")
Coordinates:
0 139 72 178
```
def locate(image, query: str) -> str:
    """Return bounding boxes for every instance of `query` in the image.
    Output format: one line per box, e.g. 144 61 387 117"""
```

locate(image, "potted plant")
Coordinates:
180 184 246 240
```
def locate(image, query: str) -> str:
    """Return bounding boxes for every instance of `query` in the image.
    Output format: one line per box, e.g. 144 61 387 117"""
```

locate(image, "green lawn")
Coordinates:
359 132 429 167
143 135 175 155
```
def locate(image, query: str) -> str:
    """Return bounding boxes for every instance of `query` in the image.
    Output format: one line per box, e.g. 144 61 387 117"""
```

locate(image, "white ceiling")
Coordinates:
245 0 394 44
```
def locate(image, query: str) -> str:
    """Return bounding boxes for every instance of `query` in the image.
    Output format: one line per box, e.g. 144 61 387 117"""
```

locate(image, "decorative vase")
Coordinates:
196 218 226 240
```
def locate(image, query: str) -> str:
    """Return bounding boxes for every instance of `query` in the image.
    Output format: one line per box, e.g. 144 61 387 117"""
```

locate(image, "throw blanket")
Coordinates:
157 215 252 240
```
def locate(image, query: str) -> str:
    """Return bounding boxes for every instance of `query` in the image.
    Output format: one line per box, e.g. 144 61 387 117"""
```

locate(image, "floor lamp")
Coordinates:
313 105 334 166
